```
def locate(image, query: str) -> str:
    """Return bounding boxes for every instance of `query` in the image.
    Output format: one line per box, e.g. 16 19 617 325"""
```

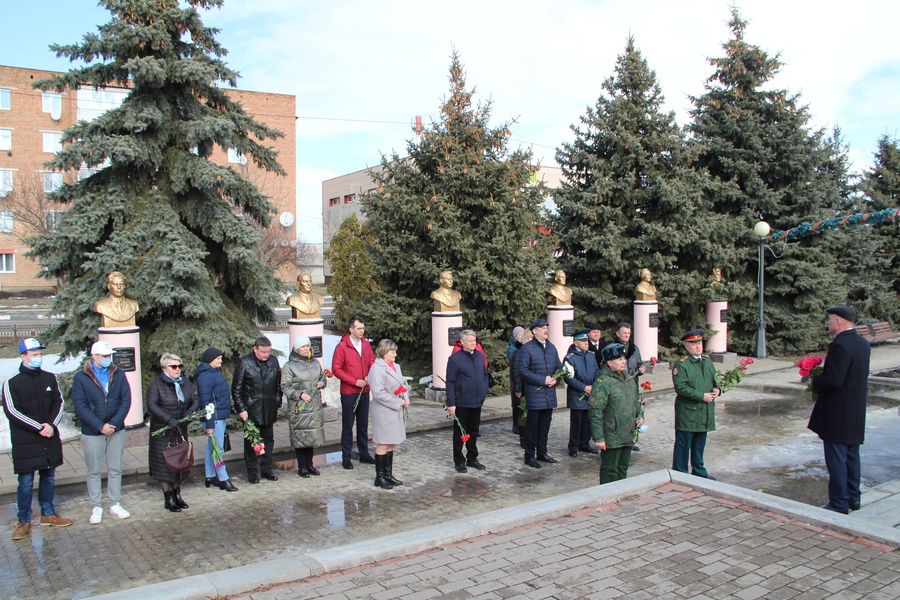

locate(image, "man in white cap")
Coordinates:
71 340 132 524
4 338 71 540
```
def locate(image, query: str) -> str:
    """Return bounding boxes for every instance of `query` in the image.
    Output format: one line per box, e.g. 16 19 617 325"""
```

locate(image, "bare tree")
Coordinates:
0 162 70 244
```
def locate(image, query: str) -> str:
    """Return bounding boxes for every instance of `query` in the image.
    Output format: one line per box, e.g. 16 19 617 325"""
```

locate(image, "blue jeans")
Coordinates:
672 430 709 477
17 468 56 523
823 442 860 512
204 419 230 481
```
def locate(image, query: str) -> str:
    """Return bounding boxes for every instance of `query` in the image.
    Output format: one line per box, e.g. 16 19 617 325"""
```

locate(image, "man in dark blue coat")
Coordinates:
446 329 490 472
565 328 600 457
518 319 562 468
810 305 870 514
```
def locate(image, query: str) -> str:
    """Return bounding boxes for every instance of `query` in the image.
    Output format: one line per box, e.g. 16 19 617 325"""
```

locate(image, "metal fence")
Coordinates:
0 322 54 340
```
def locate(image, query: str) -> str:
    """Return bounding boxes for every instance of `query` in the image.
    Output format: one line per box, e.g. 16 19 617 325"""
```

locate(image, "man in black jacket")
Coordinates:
446 329 490 472
233 337 283 483
809 305 870 514
3 338 71 540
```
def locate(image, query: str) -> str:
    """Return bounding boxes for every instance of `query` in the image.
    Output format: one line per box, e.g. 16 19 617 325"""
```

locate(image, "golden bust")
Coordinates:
635 268 658 302
286 272 325 319
93 271 139 328
548 269 573 306
431 270 462 312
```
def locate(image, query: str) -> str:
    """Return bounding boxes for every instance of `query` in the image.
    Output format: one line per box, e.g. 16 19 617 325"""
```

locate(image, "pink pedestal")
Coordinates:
547 305 574 363
98 326 144 428
705 301 728 353
431 312 463 390
288 318 326 368
633 301 659 362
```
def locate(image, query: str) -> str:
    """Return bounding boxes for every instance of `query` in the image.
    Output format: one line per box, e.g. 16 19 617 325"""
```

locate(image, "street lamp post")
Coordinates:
753 220 771 358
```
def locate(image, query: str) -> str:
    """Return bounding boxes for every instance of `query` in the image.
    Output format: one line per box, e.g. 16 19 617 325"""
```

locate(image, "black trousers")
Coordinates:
340 392 371 461
568 409 592 452
244 421 274 477
524 408 553 458
295 447 314 469
452 406 482 465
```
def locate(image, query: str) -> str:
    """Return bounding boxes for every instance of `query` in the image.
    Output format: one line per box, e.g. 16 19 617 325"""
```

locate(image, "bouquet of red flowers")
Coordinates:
797 356 823 398
714 357 753 393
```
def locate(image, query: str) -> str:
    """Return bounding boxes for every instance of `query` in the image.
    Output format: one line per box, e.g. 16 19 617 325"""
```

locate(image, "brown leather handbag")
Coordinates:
162 432 194 472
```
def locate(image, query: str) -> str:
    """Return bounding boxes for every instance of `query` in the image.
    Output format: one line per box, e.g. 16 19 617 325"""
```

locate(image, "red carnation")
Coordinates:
323 369 334 378
640 381 652 391
394 385 408 396
460 434 471 443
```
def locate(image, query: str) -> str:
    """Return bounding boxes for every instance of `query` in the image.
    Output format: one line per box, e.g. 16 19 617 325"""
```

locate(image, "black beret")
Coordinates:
586 322 603 332
825 305 857 323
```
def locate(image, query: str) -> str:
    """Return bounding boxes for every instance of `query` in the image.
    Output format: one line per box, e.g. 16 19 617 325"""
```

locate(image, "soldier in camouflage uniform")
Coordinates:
588 343 644 484
671 329 720 480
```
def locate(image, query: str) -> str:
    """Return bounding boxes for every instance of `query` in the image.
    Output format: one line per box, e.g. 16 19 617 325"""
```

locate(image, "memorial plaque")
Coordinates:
448 326 465 346
112 347 136 372
562 319 575 337
648 313 660 328
309 336 323 358
720 309 729 323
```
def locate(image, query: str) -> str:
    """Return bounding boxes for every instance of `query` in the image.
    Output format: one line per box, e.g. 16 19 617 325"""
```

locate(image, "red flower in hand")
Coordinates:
460 434 471 443
394 385 408 396
797 356 823 377
323 369 334 378
640 381 652 391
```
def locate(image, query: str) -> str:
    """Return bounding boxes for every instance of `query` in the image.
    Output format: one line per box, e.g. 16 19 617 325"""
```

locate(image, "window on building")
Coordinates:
76 87 127 122
328 197 339 207
43 132 62 154
0 170 12 197
0 211 13 234
43 172 63 193
0 128 10 151
343 194 356 204
0 88 10 110
0 251 15 273
42 92 62 115
227 148 247 165
43 211 63 231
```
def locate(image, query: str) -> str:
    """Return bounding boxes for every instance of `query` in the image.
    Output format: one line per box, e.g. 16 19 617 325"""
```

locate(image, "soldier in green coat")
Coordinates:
671 329 720 479
588 343 644 484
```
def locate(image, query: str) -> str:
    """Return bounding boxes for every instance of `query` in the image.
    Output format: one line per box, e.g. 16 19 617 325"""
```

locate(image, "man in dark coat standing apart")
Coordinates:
3 338 71 540
233 336 283 483
446 329 490 473
809 305 870 514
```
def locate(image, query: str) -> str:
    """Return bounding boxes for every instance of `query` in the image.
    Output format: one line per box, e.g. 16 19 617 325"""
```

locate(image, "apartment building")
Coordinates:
0 65 297 292
321 164 563 282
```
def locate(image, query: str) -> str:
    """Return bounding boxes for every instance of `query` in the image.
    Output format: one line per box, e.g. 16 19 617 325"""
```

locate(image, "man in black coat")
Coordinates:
809 305 870 515
446 329 490 473
3 338 71 540
233 336 283 484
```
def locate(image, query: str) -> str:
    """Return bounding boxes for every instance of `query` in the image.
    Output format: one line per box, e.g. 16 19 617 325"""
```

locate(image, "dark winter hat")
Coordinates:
681 329 704 342
573 328 591 340
825 305 857 323
601 343 627 362
201 347 224 364
586 322 603 332
530 318 548 330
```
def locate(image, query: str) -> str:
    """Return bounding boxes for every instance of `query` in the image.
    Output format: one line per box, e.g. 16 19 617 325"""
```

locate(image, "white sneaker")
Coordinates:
89 507 103 524
110 504 131 519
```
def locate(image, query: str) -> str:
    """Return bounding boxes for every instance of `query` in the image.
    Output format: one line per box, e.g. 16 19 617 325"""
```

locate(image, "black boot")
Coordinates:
221 479 238 492
173 487 189 509
384 451 403 486
164 490 181 512
373 454 393 489
205 477 219 488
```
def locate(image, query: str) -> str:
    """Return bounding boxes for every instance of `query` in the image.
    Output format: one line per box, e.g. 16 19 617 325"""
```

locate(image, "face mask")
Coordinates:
27 356 43 369
100 357 113 368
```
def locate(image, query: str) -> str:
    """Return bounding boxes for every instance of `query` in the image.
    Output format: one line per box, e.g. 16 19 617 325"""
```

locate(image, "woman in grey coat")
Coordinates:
281 336 327 478
368 339 409 490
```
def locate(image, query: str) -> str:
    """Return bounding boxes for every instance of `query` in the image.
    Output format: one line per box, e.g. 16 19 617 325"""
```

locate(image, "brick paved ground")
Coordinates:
235 482 900 600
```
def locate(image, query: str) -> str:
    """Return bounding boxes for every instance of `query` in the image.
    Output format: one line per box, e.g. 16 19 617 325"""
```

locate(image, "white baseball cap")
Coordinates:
90 341 116 355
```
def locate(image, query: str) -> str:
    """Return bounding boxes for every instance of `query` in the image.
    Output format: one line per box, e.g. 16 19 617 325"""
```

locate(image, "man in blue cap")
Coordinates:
671 329 720 480
564 328 599 457
3 338 71 540
518 318 562 468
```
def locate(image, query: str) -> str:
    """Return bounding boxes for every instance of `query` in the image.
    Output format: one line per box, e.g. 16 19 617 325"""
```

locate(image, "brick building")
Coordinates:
0 65 297 293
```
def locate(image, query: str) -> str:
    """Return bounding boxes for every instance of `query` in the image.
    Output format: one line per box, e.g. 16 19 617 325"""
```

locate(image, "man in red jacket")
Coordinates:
332 316 376 469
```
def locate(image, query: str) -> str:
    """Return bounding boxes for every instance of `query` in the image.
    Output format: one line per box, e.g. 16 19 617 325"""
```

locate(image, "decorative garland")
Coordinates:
768 207 900 243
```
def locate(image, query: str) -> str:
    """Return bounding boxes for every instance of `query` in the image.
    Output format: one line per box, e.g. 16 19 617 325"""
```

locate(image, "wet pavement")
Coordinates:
0 347 898 598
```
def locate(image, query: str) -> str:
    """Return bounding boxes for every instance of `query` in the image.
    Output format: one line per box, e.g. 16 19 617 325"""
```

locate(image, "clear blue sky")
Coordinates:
3 1 898 242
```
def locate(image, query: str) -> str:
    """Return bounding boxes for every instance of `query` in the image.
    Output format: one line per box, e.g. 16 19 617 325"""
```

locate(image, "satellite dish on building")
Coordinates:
50 105 62 121
279 212 295 227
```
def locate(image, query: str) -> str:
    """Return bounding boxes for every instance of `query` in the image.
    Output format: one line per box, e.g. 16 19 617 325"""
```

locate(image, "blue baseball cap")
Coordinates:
19 338 46 353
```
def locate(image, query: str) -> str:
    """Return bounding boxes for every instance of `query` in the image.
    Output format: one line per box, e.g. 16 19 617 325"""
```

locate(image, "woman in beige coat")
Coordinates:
368 339 409 489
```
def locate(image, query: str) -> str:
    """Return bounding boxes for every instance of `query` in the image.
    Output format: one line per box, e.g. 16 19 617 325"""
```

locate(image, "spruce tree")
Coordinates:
358 52 553 383
324 213 378 328
554 37 720 347
689 8 846 354
28 0 285 368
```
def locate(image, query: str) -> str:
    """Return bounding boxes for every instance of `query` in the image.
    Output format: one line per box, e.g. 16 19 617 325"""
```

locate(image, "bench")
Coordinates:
859 321 900 345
